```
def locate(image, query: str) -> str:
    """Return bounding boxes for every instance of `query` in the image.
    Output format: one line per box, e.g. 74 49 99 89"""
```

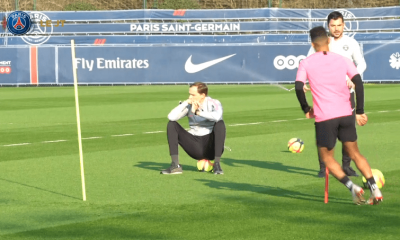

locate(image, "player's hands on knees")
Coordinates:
356 114 368 126
305 108 315 119
303 84 310 93
346 79 355 89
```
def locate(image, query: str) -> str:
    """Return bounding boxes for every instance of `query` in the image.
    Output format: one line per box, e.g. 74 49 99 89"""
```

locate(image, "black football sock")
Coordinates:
366 177 378 191
171 155 179 166
340 176 353 190
214 157 221 163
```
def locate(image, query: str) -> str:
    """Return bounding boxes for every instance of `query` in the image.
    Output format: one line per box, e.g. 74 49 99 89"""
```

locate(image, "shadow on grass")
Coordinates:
135 161 198 172
196 179 350 204
222 158 317 177
281 150 294 153
0 177 81 201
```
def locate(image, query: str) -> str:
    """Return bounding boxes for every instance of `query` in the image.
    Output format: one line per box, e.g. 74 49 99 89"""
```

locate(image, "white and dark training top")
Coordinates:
168 96 223 136
307 35 367 75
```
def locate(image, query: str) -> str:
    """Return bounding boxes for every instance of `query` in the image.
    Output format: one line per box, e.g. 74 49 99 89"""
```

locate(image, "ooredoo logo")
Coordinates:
0 61 12 74
273 55 306 70
389 52 400 70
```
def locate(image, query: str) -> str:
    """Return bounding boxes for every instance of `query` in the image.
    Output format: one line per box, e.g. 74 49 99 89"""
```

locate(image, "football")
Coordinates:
197 159 214 172
362 169 385 189
288 138 304 153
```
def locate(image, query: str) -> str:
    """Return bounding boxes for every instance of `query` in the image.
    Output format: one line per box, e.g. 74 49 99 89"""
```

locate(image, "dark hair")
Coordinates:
327 11 344 26
310 26 328 43
190 82 208 96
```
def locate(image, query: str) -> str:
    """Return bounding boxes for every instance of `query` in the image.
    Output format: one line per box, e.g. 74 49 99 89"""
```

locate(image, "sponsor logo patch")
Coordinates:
389 52 400 70
185 54 236 73
273 55 306 70
0 61 11 74
22 12 53 45
6 11 31 35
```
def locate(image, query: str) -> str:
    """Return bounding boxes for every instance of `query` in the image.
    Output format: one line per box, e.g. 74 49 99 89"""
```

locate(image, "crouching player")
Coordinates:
295 26 382 205
161 82 225 175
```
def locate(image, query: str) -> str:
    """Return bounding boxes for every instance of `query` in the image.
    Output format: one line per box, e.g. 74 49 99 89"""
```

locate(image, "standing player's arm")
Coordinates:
295 82 313 117
295 61 314 118
346 57 365 114
350 74 364 114
350 73 368 126
197 100 223 122
168 101 190 121
352 41 367 75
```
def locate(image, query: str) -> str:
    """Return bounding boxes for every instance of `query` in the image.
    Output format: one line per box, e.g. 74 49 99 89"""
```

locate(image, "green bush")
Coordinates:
64 1 97 11
157 0 201 9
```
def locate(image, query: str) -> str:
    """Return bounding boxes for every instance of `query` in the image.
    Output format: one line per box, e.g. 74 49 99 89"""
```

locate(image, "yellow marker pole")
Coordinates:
71 39 87 201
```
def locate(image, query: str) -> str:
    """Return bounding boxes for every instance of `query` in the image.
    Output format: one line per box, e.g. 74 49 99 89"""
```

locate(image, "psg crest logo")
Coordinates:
6 11 32 35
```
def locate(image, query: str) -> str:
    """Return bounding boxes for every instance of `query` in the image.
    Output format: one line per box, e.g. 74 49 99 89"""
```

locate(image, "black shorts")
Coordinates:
315 115 357 150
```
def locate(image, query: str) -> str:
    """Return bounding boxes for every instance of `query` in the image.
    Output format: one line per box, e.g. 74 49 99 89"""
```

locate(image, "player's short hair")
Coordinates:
190 82 208 96
310 26 328 43
327 11 344 25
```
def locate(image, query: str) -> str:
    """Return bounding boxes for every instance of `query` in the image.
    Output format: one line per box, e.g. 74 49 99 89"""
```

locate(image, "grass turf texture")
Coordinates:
0 84 399 239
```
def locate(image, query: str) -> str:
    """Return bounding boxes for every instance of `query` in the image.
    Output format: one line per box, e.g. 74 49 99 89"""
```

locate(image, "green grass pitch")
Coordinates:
0 84 399 239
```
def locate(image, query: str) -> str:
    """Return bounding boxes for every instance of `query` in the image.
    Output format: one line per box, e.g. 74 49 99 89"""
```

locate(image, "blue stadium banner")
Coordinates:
363 43 400 81
56 45 310 84
1 7 400 85
1 44 399 85
1 7 398 21
0 47 30 84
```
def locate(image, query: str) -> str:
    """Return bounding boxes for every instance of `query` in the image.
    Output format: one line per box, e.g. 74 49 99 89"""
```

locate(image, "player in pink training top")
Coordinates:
307 11 366 178
295 26 382 205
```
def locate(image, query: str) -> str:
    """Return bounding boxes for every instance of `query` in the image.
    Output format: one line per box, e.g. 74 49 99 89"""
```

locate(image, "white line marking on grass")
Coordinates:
143 131 165 134
5 108 396 148
229 122 263 127
4 143 31 147
42 140 67 143
82 137 102 140
271 120 288 123
111 134 134 137
273 84 294 91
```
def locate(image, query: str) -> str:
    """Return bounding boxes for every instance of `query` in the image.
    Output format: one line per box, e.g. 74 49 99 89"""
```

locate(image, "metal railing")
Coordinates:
2 0 400 11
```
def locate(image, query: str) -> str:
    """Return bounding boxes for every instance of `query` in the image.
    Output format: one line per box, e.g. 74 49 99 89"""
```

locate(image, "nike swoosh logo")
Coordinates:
185 54 236 73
